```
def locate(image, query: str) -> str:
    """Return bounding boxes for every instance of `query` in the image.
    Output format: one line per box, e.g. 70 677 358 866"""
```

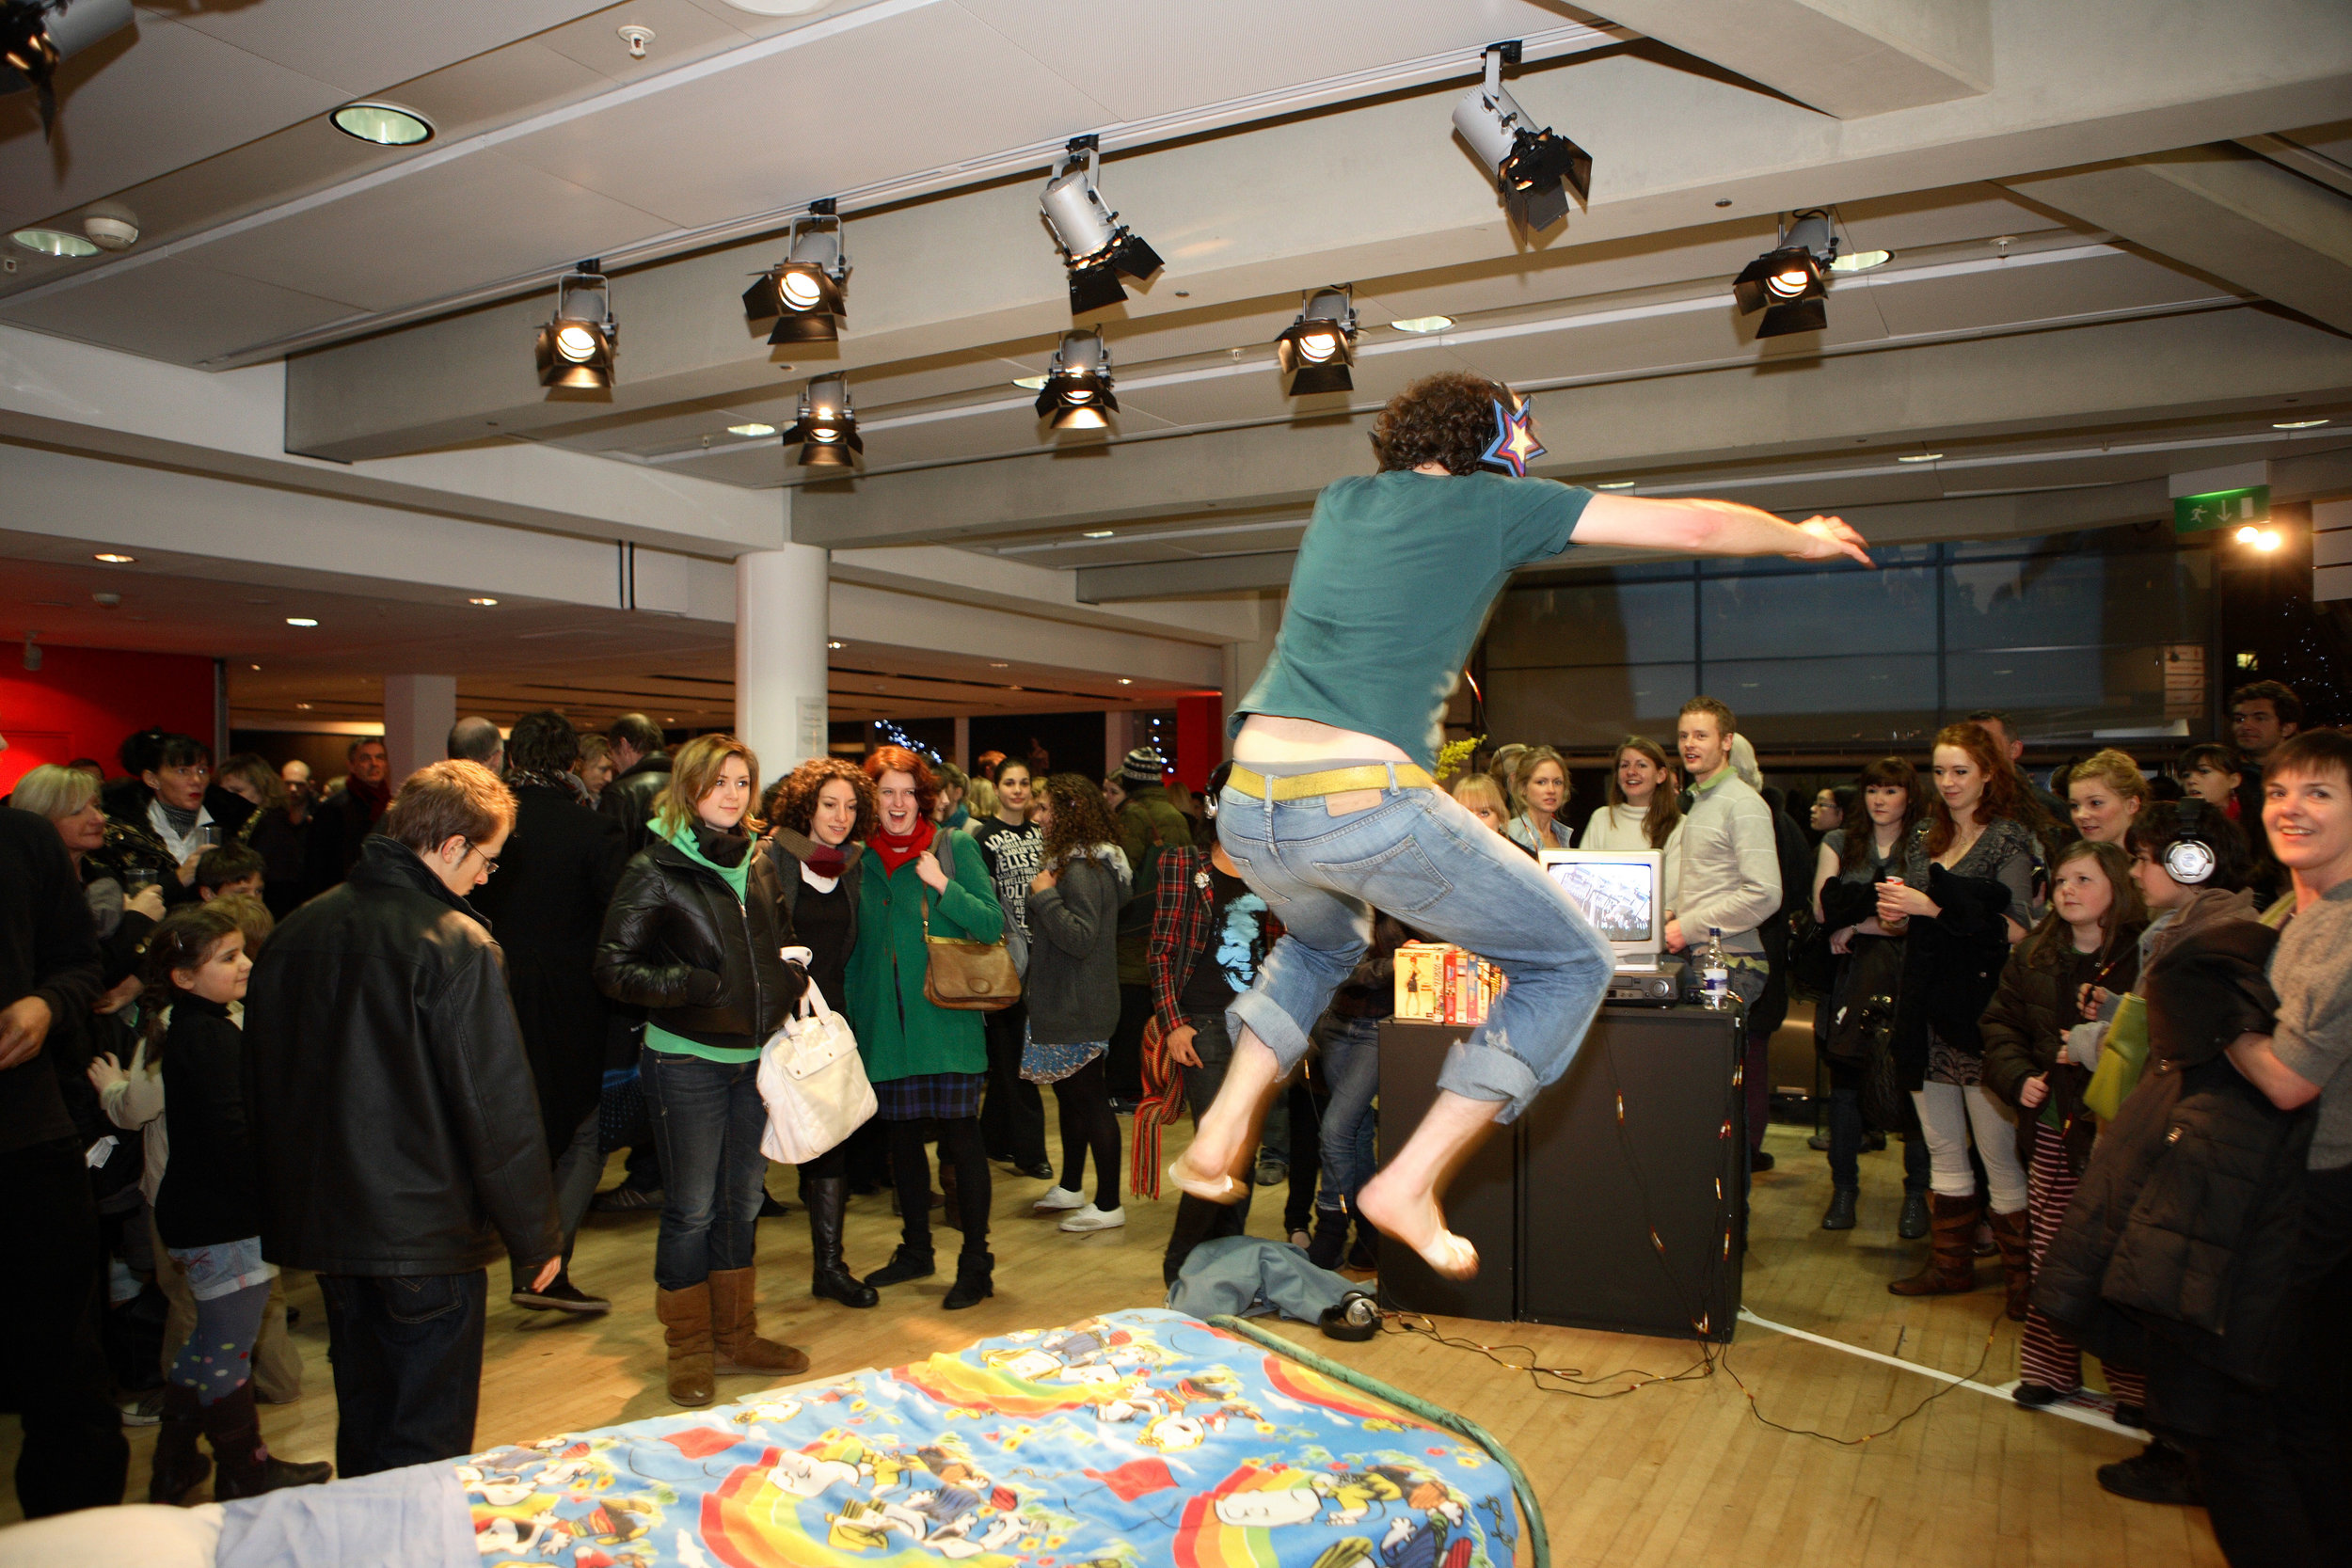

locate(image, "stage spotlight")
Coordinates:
1035 329 1117 431
1453 41 1592 234
535 261 616 390
742 198 849 343
1733 210 1837 338
782 373 861 468
1040 135 1162 315
1275 286 1359 396
0 0 132 136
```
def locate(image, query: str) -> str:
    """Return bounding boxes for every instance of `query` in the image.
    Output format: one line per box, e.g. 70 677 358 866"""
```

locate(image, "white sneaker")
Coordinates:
1032 1185 1086 1212
1059 1204 1126 1232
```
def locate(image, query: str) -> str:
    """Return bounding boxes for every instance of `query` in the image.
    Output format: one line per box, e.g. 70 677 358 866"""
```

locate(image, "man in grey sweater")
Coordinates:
1664 697 1784 1167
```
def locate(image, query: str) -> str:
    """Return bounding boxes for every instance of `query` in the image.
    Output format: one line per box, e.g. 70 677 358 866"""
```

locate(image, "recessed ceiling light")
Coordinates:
727 422 777 437
827 640 844 650
1391 315 1453 334
1595 481 1636 490
285 617 318 627
92 551 134 562
469 596 498 607
1011 374 1049 390
988 661 1010 669
12 228 98 259
1897 452 1944 463
330 102 435 147
294 703 312 710
1828 248 1893 273
1083 530 1115 539
248 664 261 672
2274 418 2329 429
1008 684 1024 691
1116 677 1133 685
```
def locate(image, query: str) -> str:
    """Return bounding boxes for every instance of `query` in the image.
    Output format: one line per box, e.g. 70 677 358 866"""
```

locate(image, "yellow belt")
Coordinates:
1225 763 1436 800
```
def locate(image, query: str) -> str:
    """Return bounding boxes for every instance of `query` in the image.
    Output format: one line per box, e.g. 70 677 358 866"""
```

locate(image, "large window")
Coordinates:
1482 522 2210 750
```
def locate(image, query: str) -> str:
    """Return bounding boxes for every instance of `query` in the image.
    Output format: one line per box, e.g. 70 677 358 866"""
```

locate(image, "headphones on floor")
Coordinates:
1319 1291 1380 1343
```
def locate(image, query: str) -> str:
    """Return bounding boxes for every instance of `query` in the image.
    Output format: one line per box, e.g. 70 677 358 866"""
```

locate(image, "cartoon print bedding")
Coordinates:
456 1307 1517 1568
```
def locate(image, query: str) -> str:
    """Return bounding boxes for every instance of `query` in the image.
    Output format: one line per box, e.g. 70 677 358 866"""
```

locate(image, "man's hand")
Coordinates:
0 995 54 1070
1787 516 1873 567
1165 1023 1200 1069
126 885 167 921
1662 917 1686 953
531 1257 562 1292
93 975 142 1016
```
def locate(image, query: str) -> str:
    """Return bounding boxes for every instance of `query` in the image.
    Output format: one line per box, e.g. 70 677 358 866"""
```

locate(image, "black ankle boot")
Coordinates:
944 1250 993 1310
807 1177 880 1308
1306 1206 1351 1271
864 1244 935 1289
1822 1187 1859 1230
1897 1190 1930 1241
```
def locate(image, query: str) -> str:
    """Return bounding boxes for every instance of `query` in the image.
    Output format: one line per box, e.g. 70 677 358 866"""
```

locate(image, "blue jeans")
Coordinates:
1217 776 1614 1123
316 1271 486 1477
1311 1013 1381 1212
641 1047 770 1291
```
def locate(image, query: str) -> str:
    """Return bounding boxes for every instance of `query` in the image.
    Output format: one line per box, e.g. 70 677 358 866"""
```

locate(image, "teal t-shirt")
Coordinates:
1233 470 1594 768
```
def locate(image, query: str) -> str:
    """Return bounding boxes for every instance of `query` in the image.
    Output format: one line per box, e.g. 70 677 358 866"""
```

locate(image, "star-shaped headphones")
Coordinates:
1480 394 1545 477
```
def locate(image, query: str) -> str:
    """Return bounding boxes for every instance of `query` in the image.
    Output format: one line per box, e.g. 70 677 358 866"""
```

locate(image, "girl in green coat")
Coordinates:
846 747 1006 1310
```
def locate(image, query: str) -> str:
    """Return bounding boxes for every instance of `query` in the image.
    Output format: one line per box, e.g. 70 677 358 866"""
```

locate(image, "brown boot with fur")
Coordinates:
1888 1193 1981 1296
656 1283 717 1406
708 1266 809 1377
1989 1206 2033 1321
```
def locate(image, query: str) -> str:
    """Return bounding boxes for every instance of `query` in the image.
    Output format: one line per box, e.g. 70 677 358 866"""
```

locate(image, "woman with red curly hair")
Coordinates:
1180 369 1873 1281
843 746 1006 1310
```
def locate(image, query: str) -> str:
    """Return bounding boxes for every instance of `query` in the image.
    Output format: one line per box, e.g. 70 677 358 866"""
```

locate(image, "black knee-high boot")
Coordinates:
807 1177 879 1307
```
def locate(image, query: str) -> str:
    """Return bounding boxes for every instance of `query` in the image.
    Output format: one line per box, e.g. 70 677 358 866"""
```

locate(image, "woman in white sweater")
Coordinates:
1578 736 1685 913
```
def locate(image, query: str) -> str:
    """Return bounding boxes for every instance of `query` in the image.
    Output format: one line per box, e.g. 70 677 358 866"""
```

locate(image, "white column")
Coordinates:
383 673 455 786
736 542 831 775
952 716 970 769
1104 710 1138 780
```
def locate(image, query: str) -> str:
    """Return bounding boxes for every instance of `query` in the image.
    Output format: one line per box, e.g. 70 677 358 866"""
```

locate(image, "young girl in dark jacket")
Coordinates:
1979 840 2144 1404
1022 774 1131 1235
141 902 332 1504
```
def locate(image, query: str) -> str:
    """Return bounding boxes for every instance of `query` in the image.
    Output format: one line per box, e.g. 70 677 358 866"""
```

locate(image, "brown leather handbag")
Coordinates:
920 832 1021 1013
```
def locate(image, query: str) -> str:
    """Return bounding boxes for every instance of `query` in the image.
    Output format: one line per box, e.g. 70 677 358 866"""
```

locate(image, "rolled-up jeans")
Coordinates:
1216 774 1613 1123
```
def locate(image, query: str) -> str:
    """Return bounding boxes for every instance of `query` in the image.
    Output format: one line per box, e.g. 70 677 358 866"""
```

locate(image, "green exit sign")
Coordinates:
2173 484 2269 533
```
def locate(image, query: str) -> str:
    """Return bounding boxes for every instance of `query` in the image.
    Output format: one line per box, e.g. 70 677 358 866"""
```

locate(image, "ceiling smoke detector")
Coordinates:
81 210 137 251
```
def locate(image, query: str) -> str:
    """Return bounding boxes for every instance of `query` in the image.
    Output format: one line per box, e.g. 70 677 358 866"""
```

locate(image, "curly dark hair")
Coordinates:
505 708 580 775
771 757 878 843
1038 772 1119 866
1370 371 1521 476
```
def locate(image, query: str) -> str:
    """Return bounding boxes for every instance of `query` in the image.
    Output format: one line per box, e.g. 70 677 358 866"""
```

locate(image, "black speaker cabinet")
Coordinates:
1375 1008 1743 1341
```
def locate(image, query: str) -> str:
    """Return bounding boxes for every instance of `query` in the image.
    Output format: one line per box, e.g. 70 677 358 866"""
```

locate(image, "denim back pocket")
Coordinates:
1312 832 1453 915
381 1274 465 1324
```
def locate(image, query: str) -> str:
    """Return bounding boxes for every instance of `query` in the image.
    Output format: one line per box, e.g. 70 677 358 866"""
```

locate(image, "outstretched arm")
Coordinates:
1574 493 1873 567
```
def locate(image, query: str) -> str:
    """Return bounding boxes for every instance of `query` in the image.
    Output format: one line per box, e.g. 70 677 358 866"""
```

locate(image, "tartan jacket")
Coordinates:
1147 846 1216 1036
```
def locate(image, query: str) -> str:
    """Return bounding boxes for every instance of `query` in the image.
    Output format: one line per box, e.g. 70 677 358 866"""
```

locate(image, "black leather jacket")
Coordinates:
242 835 560 1276
599 753 672 856
595 825 806 1051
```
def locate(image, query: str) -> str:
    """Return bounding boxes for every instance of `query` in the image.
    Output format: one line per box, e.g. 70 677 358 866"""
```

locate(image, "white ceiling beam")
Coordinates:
1591 0 1990 119
2004 146 2352 335
827 544 1265 647
827 580 1223 689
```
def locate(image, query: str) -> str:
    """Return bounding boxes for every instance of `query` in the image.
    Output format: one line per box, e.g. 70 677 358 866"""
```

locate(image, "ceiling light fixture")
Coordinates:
329 100 435 147
1037 329 1117 430
826 640 844 650
742 198 849 342
1828 247 1891 273
469 596 498 607
1595 481 1636 490
1897 451 1944 463
2274 418 2330 430
10 226 95 258
1010 373 1049 390
2236 524 2282 552
92 550 133 562
1 0 133 136
782 373 860 467
1040 135 1162 315
1275 284 1359 395
727 422 776 437
1083 530 1115 539
1453 41 1592 233
1390 315 1453 334
1116 677 1133 686
1733 209 1837 338
285 616 318 627
535 261 616 390
988 661 1010 669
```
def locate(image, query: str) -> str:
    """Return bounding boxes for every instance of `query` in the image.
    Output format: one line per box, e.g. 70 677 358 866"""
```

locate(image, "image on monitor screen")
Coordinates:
1547 859 1656 943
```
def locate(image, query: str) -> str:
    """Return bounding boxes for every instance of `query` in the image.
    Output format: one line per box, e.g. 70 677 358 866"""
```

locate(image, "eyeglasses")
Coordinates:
461 840 501 876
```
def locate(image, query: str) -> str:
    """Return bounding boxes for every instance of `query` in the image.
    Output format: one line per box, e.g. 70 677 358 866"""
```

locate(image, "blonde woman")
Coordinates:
1451 772 1510 833
1502 746 1570 853
2066 748 2149 847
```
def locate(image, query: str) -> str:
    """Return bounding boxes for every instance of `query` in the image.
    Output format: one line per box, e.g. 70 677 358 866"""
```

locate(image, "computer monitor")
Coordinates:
1538 848 1664 968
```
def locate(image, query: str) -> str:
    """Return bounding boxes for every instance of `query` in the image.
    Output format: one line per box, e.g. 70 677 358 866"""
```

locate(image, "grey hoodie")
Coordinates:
1022 844 1132 1045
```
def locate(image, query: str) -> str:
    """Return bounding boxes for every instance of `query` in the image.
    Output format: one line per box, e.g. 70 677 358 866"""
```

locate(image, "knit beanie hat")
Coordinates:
1120 746 1168 788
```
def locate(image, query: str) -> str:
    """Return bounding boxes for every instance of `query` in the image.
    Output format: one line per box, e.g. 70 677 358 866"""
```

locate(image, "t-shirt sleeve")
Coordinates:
1501 480 1597 567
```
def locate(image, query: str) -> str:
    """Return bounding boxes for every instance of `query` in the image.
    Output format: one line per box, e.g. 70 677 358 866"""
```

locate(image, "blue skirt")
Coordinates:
873 1071 985 1122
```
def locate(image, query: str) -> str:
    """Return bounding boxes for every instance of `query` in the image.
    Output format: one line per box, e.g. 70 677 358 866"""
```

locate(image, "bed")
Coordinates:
4 1307 1537 1568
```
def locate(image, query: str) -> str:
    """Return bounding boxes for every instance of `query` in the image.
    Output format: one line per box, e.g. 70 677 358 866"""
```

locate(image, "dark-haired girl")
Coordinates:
139 904 331 1503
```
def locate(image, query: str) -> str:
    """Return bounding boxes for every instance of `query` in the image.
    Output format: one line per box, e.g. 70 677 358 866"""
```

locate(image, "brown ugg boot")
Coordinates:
1888 1193 1981 1296
707 1267 809 1378
147 1384 211 1504
1989 1206 2033 1321
201 1382 331 1498
655 1283 717 1406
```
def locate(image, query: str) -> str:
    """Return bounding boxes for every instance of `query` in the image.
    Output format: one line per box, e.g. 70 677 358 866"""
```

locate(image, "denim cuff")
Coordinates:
1434 1033 1543 1124
1228 989 1313 1074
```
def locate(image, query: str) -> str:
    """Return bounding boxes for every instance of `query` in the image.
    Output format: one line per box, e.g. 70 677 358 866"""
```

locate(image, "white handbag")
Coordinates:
756 980 875 1164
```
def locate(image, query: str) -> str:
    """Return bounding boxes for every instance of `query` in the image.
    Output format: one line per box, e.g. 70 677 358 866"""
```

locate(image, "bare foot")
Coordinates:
1168 1155 1248 1206
1356 1172 1479 1280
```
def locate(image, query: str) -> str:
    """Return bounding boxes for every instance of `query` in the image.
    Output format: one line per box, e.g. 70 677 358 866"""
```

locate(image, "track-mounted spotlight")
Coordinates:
742 198 849 344
535 261 616 390
1035 329 1116 431
1040 135 1162 316
1453 41 1591 234
1733 211 1837 338
0 0 132 136
782 373 860 467
1275 286 1359 395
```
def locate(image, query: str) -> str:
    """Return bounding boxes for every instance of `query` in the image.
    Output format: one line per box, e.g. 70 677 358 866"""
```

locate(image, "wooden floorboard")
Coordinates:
0 1102 2223 1562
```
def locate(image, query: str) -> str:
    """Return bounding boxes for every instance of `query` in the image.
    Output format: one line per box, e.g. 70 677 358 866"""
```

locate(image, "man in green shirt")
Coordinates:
1170 371 1872 1281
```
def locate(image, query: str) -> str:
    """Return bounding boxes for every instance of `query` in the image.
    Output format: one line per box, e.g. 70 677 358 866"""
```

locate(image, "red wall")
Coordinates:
1174 693 1225 792
0 644 215 795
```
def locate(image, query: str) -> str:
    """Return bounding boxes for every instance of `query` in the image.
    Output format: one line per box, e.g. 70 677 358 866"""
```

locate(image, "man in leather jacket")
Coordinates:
600 713 672 856
244 761 561 1478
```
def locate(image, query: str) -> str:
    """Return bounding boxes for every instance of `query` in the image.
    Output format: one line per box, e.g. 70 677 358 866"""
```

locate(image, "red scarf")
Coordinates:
868 816 936 877
347 771 392 824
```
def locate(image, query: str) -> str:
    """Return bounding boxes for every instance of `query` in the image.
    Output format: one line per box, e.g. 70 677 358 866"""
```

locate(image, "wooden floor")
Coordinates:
1 1104 2226 1565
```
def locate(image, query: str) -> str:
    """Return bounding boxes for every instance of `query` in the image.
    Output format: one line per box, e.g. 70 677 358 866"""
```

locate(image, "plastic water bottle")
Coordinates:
1701 927 1729 1011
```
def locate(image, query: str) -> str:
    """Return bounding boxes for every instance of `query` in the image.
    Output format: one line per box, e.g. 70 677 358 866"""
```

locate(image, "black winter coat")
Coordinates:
599 753 672 857
0 807 101 1155
300 784 388 898
469 784 628 1151
244 835 561 1275
595 826 806 1052
1889 863 2018 1090
2032 920 2305 1400
1979 929 2142 1175
154 994 262 1248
